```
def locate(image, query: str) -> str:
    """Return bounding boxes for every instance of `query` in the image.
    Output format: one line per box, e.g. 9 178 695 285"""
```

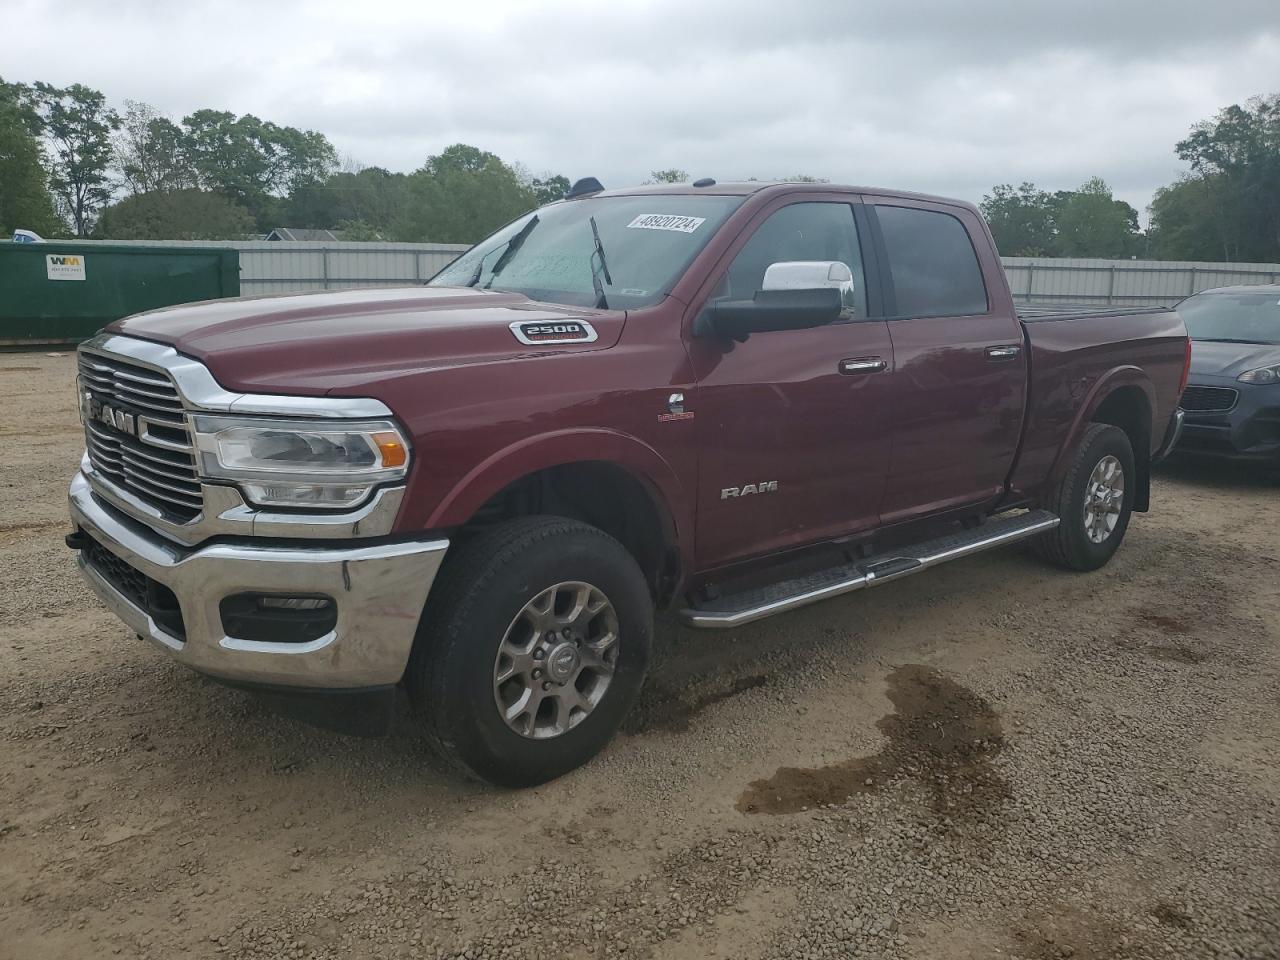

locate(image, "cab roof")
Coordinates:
586 180 973 209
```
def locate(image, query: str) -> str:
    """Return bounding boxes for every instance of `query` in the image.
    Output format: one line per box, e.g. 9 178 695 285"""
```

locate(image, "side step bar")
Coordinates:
680 510 1059 629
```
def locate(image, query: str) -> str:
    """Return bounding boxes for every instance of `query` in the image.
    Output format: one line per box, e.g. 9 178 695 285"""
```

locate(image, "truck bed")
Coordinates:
1016 302 1172 322
1008 303 1186 498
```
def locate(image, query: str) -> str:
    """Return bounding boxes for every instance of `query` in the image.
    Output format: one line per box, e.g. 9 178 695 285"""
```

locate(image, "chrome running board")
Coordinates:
680 510 1059 629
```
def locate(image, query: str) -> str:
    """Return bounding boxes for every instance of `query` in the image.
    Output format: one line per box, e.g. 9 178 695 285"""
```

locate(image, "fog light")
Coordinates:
220 594 337 644
258 596 332 610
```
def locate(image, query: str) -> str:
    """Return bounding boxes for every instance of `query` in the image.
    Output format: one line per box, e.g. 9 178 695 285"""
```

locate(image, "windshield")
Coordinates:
1179 291 1280 345
429 194 744 309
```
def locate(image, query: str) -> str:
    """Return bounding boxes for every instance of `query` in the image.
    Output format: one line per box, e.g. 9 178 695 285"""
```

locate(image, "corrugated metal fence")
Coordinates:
232 242 469 294
71 240 1280 304
1002 257 1280 306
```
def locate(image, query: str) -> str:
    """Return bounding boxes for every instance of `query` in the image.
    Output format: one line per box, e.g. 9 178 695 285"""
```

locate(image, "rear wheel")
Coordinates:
1033 423 1135 571
406 516 652 786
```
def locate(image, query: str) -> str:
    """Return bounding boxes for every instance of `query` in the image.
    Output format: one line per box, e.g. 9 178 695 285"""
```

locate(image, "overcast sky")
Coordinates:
9 0 1280 218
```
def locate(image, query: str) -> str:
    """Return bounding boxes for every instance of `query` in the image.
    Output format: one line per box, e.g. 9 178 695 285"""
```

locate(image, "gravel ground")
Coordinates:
1 351 1278 960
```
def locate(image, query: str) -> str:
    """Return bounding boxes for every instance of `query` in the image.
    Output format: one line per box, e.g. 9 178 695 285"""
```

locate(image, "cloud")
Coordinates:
8 0 1280 215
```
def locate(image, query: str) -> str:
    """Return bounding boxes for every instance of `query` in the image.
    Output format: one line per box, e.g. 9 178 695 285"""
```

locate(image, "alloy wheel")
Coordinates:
1083 454 1125 544
492 581 620 739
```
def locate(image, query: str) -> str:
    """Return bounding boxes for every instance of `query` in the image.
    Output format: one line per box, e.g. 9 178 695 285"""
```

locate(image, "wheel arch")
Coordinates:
1052 368 1156 512
426 430 690 604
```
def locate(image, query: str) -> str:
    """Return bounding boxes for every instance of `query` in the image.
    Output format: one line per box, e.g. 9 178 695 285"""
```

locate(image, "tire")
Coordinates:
406 516 652 787
1033 423 1135 572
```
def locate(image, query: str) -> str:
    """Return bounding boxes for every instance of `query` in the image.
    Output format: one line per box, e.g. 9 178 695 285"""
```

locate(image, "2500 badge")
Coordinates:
510 320 599 345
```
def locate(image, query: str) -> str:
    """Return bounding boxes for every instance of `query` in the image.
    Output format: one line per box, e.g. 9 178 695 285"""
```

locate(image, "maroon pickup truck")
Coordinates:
67 180 1189 785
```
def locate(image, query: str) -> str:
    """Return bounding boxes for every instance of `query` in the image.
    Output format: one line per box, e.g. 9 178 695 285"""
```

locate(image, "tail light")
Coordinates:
1178 337 1192 397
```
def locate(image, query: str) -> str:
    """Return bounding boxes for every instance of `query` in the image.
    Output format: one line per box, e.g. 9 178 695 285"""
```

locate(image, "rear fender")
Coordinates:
1048 365 1156 511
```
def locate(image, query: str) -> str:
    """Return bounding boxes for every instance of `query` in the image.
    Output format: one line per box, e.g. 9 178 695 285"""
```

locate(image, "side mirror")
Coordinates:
695 286 842 342
762 260 854 296
695 260 848 341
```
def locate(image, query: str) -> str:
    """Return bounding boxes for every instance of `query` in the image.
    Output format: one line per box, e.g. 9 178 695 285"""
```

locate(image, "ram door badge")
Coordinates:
721 481 778 499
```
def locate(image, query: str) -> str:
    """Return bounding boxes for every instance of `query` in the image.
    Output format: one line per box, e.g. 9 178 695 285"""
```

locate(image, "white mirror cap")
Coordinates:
762 260 854 291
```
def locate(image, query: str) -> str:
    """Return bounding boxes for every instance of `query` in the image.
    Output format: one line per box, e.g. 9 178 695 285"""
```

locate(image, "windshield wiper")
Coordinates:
464 215 540 288
465 250 492 287
588 215 612 309
485 215 539 287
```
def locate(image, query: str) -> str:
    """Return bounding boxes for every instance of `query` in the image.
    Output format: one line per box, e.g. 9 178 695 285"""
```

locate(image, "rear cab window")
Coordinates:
875 204 989 318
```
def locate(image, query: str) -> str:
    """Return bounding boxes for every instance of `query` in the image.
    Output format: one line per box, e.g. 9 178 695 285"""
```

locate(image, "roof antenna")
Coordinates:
564 177 605 199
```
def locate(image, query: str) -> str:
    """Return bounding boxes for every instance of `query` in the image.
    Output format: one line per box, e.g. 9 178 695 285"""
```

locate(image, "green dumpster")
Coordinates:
0 242 240 346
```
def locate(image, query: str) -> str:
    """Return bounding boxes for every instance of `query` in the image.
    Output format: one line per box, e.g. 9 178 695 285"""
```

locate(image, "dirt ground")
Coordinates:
1 351 1277 960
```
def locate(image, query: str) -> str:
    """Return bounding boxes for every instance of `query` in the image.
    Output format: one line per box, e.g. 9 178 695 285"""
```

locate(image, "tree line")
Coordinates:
2 77 1277 262
0 78 575 244
981 94 1278 262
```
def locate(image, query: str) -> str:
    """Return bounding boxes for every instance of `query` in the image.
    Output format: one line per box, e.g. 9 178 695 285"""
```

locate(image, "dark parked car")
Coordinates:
1175 285 1280 464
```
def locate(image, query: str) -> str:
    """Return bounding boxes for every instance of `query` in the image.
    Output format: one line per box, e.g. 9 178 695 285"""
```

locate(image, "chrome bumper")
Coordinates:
69 470 448 688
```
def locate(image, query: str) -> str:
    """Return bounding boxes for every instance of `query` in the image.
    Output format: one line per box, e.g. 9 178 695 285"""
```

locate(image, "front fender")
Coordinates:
419 428 692 567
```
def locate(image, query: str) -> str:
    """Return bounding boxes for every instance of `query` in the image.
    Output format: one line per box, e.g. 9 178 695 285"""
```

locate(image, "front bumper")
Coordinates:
1176 380 1280 462
69 470 448 688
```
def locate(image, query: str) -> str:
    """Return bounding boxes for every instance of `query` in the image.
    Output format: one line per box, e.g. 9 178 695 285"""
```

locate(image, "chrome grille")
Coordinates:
78 352 203 521
1181 385 1238 413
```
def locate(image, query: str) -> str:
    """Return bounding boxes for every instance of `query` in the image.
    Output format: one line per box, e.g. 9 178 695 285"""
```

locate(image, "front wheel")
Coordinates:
1033 422 1136 571
406 516 652 787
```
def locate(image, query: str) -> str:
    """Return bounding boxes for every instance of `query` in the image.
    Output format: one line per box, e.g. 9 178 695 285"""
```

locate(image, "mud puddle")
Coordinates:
737 664 1005 816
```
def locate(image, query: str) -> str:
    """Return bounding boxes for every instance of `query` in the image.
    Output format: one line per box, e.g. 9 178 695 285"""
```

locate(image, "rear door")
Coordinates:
868 200 1026 523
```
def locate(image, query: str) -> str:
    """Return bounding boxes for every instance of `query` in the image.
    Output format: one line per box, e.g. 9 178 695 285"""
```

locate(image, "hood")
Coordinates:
1189 339 1280 380
110 286 623 395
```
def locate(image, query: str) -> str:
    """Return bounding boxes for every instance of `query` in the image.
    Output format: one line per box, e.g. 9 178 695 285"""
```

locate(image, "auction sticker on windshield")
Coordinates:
626 214 706 233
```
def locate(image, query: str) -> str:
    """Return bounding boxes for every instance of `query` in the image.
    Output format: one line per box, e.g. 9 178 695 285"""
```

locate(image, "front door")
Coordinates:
686 198 895 570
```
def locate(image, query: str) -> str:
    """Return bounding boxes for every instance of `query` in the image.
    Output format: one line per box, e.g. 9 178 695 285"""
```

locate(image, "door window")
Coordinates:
714 202 868 320
876 205 989 318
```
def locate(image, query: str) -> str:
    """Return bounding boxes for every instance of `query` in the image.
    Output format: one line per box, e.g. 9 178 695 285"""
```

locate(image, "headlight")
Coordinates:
1238 364 1280 384
192 415 409 510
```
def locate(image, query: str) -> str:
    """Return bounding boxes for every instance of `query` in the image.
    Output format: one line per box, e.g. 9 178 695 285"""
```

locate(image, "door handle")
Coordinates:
985 344 1021 361
839 358 887 375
